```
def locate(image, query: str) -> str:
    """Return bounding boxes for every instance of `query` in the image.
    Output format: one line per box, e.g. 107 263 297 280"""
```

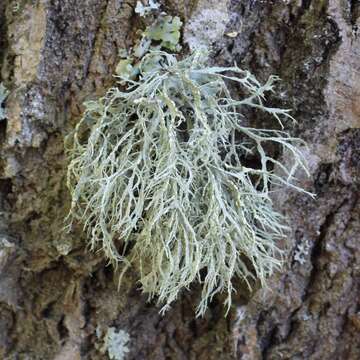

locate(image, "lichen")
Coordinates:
65 48 312 316
0 82 9 120
184 0 230 50
100 327 130 360
293 240 311 265
143 15 182 51
116 15 183 80
135 0 160 17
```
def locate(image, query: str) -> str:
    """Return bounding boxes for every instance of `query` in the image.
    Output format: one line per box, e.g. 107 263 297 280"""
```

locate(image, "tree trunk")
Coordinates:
0 0 359 359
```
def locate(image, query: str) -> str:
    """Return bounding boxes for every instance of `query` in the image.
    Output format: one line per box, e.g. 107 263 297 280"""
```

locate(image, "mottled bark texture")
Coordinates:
0 0 359 359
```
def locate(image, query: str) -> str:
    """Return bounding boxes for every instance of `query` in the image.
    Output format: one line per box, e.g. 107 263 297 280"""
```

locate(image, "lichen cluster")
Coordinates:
66 47 310 316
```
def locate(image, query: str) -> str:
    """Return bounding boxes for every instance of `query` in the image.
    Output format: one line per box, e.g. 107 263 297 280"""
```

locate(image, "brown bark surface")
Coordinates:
0 0 359 359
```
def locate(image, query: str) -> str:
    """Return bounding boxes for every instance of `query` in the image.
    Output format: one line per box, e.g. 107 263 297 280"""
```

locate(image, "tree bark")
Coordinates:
0 0 359 359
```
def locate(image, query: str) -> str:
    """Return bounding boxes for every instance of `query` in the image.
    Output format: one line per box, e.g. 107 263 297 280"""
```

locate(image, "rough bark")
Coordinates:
0 0 359 359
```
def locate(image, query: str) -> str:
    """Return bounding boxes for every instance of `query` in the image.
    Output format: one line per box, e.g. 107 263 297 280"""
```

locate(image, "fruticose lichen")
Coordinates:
66 46 311 316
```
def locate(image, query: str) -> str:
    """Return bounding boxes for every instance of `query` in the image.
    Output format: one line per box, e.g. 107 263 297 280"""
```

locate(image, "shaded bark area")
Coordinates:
0 0 359 359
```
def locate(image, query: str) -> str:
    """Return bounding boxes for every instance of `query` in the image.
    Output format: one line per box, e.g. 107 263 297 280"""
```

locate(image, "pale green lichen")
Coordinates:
65 48 311 317
143 15 182 51
115 59 139 83
135 0 160 17
116 15 183 81
129 15 183 61
100 327 130 360
0 83 9 120
293 240 310 265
